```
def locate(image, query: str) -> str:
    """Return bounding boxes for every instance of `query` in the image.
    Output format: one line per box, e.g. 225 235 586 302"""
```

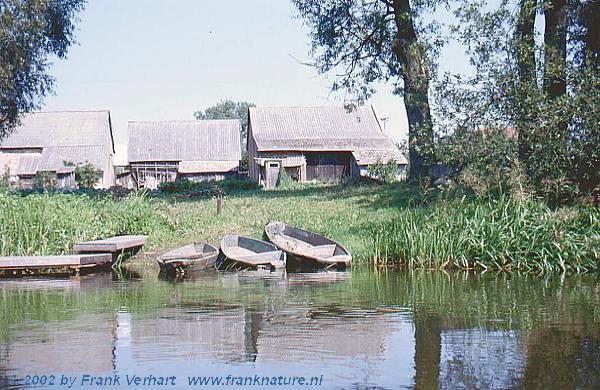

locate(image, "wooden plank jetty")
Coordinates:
0 254 112 275
73 235 148 253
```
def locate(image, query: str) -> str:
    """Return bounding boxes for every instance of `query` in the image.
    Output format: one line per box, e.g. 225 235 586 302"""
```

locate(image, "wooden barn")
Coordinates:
128 120 241 189
0 111 115 189
247 105 407 188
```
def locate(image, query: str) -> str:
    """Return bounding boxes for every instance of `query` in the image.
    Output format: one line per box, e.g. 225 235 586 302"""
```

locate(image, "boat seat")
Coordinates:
304 244 337 258
236 251 282 265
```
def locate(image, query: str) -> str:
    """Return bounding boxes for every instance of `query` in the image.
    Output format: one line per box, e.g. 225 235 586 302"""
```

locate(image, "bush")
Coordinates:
367 159 399 183
277 166 295 189
75 163 103 188
33 171 57 189
159 179 198 194
220 178 260 191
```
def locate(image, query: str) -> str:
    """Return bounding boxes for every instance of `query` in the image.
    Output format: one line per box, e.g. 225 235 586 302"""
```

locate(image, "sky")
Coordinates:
42 0 470 152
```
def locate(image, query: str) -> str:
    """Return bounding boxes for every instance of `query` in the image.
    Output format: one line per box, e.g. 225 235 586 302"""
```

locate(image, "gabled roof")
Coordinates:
249 105 399 153
0 110 115 152
128 120 242 162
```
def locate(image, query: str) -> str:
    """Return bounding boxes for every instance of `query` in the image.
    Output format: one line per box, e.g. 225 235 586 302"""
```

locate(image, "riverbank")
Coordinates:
0 183 597 273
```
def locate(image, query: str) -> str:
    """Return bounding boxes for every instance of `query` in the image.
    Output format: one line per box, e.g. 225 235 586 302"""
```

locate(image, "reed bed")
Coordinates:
367 196 599 273
0 184 597 273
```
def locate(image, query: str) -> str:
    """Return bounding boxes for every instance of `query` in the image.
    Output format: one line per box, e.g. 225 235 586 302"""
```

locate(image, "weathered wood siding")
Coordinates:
305 152 351 181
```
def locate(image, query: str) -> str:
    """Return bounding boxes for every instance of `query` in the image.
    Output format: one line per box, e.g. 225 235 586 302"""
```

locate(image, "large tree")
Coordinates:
0 0 85 139
436 0 599 202
292 0 438 179
194 100 255 170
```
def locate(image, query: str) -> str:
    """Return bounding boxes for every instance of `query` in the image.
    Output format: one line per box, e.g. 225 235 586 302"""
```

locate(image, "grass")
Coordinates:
0 181 598 273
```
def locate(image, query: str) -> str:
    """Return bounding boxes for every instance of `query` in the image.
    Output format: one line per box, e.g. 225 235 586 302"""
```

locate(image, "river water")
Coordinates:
0 268 598 389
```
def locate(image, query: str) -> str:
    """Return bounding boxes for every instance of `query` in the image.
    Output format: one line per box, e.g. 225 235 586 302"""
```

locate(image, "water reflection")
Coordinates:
0 270 598 389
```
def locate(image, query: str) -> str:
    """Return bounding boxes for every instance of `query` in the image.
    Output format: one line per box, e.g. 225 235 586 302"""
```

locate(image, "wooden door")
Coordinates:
266 162 280 189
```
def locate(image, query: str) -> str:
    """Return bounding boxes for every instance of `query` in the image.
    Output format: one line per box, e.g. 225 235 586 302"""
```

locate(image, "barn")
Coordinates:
0 110 115 189
128 120 241 189
247 105 407 188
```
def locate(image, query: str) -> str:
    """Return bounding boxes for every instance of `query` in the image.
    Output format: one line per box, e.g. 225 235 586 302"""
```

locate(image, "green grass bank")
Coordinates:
0 183 598 273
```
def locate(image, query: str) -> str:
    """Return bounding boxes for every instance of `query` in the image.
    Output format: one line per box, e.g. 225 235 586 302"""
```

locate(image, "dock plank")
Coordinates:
0 254 112 270
73 235 148 253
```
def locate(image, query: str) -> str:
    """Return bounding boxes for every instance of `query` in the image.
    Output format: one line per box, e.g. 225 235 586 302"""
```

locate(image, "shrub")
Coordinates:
33 171 57 189
367 159 399 183
277 166 295 189
75 163 103 188
159 179 199 193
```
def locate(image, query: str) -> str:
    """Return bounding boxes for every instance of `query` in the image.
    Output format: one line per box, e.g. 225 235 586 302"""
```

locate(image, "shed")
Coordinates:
247 105 407 188
0 111 115 189
128 120 241 189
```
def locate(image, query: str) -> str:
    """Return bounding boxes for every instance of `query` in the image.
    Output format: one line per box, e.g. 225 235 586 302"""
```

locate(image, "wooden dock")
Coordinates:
73 235 148 262
0 254 112 275
73 235 148 253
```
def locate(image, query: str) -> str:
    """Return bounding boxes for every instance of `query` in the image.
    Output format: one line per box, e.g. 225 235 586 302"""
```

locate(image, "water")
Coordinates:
0 268 598 389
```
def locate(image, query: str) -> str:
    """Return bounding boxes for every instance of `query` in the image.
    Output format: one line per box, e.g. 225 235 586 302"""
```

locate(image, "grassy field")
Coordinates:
0 182 598 273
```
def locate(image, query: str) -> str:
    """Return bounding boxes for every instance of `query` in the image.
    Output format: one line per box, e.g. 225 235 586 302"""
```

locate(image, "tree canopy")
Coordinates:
194 100 255 171
0 0 85 139
292 0 441 179
435 0 599 203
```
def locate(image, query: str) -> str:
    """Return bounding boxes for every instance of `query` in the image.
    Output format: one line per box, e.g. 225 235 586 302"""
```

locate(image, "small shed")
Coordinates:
247 105 407 188
0 111 115 189
128 120 241 189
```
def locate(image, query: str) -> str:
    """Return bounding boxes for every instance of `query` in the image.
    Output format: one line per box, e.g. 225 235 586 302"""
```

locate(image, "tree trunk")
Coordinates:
515 0 538 167
544 0 569 158
543 0 568 99
392 0 435 181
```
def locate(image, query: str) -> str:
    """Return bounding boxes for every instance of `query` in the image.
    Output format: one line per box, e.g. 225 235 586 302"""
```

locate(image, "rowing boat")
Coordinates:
220 235 286 270
264 221 351 269
157 243 218 273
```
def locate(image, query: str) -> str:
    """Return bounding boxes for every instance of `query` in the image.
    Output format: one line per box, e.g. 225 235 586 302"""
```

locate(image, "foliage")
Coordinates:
194 100 255 170
0 191 172 256
74 163 102 188
434 0 599 204
0 0 85 139
158 179 196 194
436 127 529 198
367 159 399 183
32 171 56 189
368 195 599 273
276 166 295 189
159 178 260 194
292 0 441 179
219 178 260 191
1 183 597 273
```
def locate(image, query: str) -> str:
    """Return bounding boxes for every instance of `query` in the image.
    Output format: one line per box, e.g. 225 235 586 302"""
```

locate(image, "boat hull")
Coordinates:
220 235 286 271
264 222 351 270
157 243 219 274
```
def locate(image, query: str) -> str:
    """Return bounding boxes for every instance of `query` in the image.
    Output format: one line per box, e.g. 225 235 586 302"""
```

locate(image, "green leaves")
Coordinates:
0 0 85 139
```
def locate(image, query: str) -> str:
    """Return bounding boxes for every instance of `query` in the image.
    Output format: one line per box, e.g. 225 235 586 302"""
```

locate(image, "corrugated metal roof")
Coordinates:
16 155 40 175
128 120 242 162
178 160 239 174
249 105 399 153
352 149 408 165
0 110 114 150
38 145 107 172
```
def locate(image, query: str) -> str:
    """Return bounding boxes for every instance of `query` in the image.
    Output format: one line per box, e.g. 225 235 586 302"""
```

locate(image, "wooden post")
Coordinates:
216 194 222 215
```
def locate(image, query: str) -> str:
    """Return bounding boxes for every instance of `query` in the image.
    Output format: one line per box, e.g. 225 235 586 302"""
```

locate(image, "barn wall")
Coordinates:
304 152 352 182
247 122 259 182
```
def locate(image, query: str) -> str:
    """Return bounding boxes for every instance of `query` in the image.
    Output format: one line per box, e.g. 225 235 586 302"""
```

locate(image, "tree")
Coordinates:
0 0 85 139
292 0 439 180
74 162 102 188
435 0 599 203
194 100 255 171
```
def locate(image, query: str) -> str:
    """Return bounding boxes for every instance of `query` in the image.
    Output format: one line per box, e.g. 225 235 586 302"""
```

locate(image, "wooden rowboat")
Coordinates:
157 243 218 274
264 222 351 269
220 235 286 271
